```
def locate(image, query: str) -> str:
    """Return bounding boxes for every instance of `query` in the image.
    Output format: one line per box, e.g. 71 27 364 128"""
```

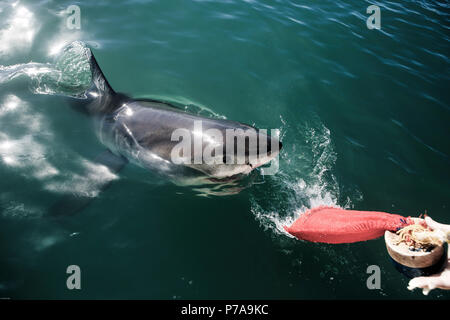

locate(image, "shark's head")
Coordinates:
184 125 282 178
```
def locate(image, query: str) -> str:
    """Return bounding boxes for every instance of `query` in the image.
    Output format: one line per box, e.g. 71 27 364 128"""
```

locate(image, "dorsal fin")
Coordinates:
85 48 115 97
79 48 126 115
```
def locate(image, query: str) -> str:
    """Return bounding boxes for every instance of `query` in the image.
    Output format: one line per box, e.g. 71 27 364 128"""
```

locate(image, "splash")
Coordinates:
250 116 346 239
0 41 91 97
1 40 225 120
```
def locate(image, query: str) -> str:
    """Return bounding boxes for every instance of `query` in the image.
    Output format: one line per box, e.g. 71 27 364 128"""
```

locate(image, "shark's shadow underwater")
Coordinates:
49 42 282 216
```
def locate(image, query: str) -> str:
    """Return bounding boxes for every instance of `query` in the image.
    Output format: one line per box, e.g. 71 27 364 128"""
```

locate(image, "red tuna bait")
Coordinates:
284 206 412 244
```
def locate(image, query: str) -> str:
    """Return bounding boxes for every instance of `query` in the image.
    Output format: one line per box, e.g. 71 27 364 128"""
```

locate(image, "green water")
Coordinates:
0 0 449 299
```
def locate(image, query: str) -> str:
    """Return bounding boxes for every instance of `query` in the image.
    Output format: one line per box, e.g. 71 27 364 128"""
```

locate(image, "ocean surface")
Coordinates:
0 0 449 299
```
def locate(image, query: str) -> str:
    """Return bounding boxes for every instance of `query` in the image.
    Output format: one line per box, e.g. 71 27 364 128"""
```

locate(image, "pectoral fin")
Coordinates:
48 149 128 217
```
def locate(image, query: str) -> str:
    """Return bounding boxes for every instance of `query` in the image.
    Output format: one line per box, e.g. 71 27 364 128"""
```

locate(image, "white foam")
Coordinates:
250 119 346 238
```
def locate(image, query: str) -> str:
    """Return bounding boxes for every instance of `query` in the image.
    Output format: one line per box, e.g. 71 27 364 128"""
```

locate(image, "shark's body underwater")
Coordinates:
77 47 282 183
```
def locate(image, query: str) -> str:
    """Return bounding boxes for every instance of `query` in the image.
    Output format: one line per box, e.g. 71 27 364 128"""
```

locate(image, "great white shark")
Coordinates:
83 48 281 178
51 45 282 215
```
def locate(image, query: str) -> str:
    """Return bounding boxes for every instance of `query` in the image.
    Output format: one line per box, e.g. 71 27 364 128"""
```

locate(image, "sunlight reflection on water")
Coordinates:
0 3 38 56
